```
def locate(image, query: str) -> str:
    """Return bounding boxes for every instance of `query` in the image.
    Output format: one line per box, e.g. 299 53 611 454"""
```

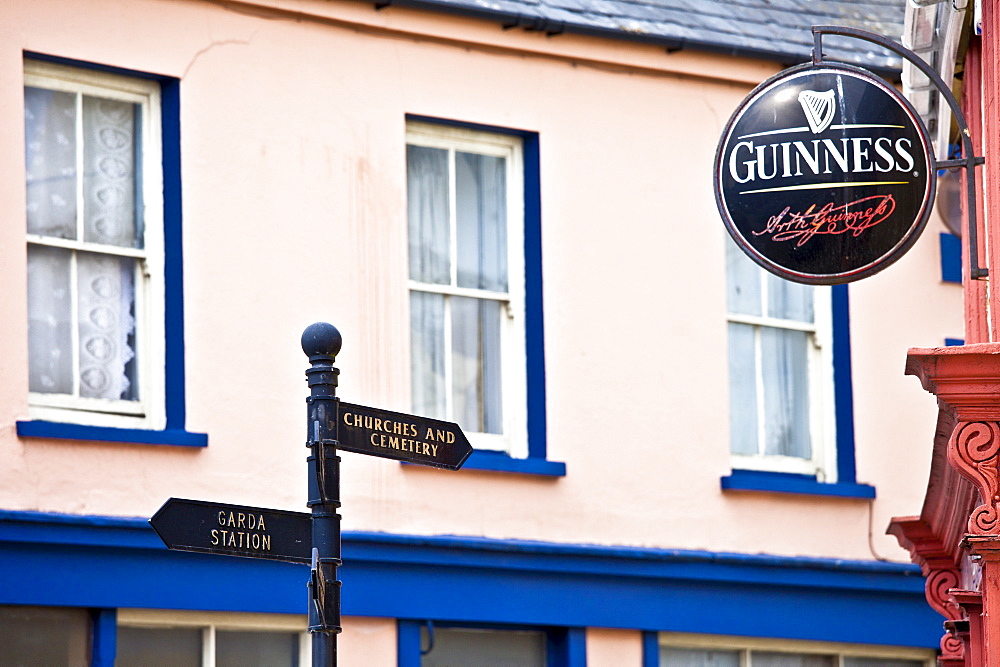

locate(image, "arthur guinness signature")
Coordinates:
754 195 896 247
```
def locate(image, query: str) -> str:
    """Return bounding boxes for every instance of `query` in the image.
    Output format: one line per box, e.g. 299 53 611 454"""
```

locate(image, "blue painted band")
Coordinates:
16 420 207 447
721 470 876 498
940 232 962 284
0 510 936 648
945 338 965 346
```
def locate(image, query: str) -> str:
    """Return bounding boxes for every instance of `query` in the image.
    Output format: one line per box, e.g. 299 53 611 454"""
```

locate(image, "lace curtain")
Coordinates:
25 87 139 401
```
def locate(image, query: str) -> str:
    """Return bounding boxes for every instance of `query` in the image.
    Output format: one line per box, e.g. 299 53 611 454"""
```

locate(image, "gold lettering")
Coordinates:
227 512 236 527
211 529 219 545
388 436 399 449
238 513 246 529
425 428 435 441
263 534 272 551
343 412 353 426
370 433 380 447
446 431 455 444
436 429 445 442
257 515 265 531
374 418 382 431
430 443 439 457
218 512 226 526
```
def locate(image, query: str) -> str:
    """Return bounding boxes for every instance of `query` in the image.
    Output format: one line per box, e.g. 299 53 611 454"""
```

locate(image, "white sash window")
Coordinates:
24 61 164 429
725 234 836 479
406 122 527 456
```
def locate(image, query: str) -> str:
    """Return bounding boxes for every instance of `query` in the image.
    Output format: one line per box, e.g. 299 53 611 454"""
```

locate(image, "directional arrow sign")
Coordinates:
338 402 473 470
150 498 311 563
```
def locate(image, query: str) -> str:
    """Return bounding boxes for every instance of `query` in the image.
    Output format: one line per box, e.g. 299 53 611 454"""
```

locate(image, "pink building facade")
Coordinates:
0 0 959 664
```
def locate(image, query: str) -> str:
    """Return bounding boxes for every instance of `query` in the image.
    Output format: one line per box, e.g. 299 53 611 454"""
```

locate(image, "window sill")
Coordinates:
16 420 208 448
721 469 875 499
404 450 566 477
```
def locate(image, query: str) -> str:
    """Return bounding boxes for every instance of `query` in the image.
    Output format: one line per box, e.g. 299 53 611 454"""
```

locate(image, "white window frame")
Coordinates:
726 259 837 481
405 121 528 458
659 632 936 666
117 609 311 667
24 60 165 431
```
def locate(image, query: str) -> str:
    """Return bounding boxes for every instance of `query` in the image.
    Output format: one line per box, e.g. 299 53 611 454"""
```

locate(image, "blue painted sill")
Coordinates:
721 469 875 498
16 420 208 448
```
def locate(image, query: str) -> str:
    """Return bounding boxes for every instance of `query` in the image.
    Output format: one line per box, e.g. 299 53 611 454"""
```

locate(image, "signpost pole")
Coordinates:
302 322 344 667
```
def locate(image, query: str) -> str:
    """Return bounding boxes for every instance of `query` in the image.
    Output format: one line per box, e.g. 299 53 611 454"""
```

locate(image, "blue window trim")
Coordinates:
946 337 965 346
642 631 659 667
17 52 206 449
91 608 117 667
405 114 560 477
940 231 962 284
721 469 875 498
723 284 875 498
0 510 939 649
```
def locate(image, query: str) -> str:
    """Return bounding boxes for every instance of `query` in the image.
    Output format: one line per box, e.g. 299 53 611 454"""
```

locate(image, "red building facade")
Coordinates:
890 3 1000 665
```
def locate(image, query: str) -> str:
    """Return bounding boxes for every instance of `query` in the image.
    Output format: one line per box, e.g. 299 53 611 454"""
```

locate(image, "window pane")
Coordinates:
725 233 761 316
760 328 811 459
752 652 835 667
660 647 741 666
217 630 299 667
77 252 138 400
83 95 140 248
408 145 450 285
422 627 545 667
411 291 447 420
25 87 78 240
767 274 813 323
116 626 202 667
0 606 90 667
456 151 507 292
27 245 73 394
452 296 503 435
728 322 758 456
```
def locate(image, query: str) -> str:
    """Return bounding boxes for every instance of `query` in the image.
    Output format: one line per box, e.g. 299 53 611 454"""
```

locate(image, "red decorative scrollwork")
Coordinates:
941 632 964 661
926 568 963 620
948 421 1000 535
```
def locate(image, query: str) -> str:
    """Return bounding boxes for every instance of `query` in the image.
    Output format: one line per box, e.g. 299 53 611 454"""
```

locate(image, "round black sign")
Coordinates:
714 62 936 284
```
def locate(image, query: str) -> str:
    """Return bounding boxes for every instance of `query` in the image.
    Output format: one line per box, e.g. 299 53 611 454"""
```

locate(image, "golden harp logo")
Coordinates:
797 89 836 133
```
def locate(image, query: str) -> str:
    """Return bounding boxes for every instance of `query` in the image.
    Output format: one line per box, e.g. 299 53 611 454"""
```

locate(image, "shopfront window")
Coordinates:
0 606 91 666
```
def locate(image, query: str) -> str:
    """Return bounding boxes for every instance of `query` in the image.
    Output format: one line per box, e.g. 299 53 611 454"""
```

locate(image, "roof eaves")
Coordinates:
375 0 902 77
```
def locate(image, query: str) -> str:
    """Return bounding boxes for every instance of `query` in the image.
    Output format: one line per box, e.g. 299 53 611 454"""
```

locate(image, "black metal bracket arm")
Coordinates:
813 25 988 280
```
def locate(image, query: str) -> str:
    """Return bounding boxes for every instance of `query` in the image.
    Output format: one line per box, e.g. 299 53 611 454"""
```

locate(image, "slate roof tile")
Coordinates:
396 0 906 71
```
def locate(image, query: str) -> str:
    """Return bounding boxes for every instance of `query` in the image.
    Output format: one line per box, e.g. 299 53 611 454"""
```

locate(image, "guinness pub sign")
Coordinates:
714 62 936 284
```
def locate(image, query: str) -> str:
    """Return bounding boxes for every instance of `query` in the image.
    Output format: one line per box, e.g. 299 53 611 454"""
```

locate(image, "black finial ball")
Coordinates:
301 322 343 360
